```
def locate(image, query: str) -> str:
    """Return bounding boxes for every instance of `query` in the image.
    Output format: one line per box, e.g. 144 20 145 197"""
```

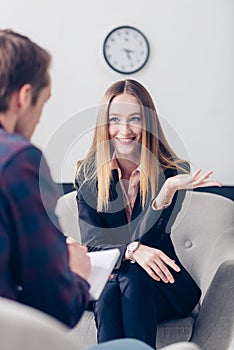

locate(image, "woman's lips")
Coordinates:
116 137 136 145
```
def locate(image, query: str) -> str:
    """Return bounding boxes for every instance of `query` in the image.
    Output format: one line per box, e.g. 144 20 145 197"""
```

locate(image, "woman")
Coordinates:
75 79 221 349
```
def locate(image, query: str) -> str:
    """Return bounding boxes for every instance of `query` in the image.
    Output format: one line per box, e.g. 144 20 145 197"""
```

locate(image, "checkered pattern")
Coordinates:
0 128 90 327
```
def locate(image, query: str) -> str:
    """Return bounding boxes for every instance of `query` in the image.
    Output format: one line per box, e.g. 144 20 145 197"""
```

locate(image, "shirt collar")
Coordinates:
110 152 141 177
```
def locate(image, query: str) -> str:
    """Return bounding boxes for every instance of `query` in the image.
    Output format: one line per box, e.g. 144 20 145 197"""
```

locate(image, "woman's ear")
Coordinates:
16 84 32 111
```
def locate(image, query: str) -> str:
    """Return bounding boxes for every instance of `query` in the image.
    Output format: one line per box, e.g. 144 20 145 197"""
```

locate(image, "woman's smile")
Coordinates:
108 93 142 158
116 137 137 144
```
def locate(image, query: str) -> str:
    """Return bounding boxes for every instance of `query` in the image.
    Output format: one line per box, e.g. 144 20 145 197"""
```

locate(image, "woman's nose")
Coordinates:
119 121 131 134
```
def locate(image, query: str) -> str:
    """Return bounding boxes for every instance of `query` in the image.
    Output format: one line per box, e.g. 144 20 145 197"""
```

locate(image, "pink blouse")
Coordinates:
111 157 171 223
111 157 140 223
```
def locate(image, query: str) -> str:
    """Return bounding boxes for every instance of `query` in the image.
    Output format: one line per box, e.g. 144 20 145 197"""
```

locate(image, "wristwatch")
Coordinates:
126 241 140 263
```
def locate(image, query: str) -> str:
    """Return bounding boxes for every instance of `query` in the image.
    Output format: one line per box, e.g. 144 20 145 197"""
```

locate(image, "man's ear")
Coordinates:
16 84 33 110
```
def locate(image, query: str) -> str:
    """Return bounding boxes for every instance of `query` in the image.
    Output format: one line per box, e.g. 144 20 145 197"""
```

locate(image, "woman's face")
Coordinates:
108 93 143 159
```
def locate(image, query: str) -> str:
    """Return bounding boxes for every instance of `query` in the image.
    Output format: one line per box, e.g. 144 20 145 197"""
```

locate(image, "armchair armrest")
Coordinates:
161 342 201 350
191 260 234 350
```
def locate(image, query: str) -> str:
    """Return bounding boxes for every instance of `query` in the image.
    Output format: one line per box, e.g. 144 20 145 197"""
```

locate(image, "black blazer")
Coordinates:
76 162 201 316
76 164 188 268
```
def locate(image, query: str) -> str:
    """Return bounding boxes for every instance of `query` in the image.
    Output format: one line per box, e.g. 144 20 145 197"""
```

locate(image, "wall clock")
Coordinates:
103 25 150 74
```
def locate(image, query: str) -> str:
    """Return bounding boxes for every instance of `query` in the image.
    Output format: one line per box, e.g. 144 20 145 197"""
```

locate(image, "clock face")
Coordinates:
103 26 150 74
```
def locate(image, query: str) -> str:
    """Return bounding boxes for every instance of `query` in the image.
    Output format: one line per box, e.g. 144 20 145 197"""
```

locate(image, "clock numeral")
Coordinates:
110 37 115 42
124 37 129 42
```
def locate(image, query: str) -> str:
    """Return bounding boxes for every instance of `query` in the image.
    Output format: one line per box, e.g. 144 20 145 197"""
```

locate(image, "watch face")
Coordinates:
103 25 150 74
128 241 139 251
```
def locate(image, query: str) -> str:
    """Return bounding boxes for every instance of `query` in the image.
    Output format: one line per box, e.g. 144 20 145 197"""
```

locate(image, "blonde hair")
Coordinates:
76 79 187 212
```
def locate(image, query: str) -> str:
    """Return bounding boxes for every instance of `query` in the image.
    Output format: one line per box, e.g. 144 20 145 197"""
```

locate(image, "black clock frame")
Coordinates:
103 25 150 74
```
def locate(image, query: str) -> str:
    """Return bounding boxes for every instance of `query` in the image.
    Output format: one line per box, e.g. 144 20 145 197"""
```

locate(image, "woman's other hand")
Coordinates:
153 169 222 210
132 244 181 283
167 169 222 192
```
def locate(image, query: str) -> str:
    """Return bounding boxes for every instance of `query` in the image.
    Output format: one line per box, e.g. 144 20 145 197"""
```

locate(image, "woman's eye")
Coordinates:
109 117 119 123
109 117 118 123
129 116 142 123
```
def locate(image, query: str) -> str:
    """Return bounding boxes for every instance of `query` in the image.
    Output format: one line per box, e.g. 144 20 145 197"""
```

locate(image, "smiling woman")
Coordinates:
74 79 221 349
108 93 142 165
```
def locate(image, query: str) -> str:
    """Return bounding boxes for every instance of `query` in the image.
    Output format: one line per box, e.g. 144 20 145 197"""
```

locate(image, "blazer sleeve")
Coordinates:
134 162 190 247
76 183 128 269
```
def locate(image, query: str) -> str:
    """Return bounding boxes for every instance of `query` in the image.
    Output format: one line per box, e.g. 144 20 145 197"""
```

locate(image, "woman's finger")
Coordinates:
195 180 222 188
159 252 181 272
141 262 160 281
150 262 168 283
193 171 213 185
191 169 202 180
154 260 174 283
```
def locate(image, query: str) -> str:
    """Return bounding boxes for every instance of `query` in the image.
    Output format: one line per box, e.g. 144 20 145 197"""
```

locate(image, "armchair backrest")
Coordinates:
171 191 234 297
56 190 81 241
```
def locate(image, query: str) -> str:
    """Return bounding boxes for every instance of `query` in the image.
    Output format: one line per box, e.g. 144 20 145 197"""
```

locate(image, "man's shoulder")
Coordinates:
0 131 40 167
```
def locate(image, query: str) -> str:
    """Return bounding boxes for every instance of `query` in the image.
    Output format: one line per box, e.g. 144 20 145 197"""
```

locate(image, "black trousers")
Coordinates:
93 235 201 349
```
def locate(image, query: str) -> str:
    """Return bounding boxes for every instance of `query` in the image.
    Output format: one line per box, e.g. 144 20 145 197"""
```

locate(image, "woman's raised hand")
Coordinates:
132 244 181 283
153 169 222 210
167 169 222 192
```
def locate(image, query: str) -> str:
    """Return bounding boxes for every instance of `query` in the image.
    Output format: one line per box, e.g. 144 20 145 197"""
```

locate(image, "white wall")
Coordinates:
1 0 233 184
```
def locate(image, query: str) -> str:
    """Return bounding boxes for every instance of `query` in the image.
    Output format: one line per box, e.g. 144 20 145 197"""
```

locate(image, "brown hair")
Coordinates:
76 79 187 211
0 29 51 112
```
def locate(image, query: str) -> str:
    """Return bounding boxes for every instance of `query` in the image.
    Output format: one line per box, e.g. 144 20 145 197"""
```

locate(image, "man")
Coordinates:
0 29 90 327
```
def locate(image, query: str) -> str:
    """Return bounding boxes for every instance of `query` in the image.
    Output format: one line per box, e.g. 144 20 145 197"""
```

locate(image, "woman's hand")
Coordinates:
132 244 181 283
167 169 222 192
66 237 91 281
153 169 222 210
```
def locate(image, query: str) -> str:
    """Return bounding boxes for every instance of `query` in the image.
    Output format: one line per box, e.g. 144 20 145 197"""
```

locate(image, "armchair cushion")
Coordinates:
69 311 197 349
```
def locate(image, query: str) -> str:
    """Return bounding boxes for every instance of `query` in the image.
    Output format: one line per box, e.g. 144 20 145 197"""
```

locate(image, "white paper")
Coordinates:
87 249 120 300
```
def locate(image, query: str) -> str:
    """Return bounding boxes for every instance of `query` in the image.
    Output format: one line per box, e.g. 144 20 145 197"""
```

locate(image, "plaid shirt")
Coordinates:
0 127 90 327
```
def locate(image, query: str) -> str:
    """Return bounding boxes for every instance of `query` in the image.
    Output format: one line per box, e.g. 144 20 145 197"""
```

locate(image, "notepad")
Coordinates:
87 249 120 300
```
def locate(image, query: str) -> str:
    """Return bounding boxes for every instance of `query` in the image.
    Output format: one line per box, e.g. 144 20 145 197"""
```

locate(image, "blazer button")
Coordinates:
185 241 193 249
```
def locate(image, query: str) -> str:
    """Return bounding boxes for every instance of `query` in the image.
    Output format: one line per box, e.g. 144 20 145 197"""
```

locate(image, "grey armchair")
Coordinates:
0 297 200 350
56 191 234 350
0 297 80 350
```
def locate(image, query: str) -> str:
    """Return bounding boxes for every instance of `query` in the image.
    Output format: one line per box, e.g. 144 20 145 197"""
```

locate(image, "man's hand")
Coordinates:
66 237 91 281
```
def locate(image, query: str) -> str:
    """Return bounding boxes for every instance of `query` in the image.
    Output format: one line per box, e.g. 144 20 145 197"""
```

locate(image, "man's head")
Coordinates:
0 29 51 138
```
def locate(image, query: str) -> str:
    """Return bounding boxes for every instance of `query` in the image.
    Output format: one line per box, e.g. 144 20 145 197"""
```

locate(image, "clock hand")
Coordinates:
122 48 135 60
123 48 134 53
